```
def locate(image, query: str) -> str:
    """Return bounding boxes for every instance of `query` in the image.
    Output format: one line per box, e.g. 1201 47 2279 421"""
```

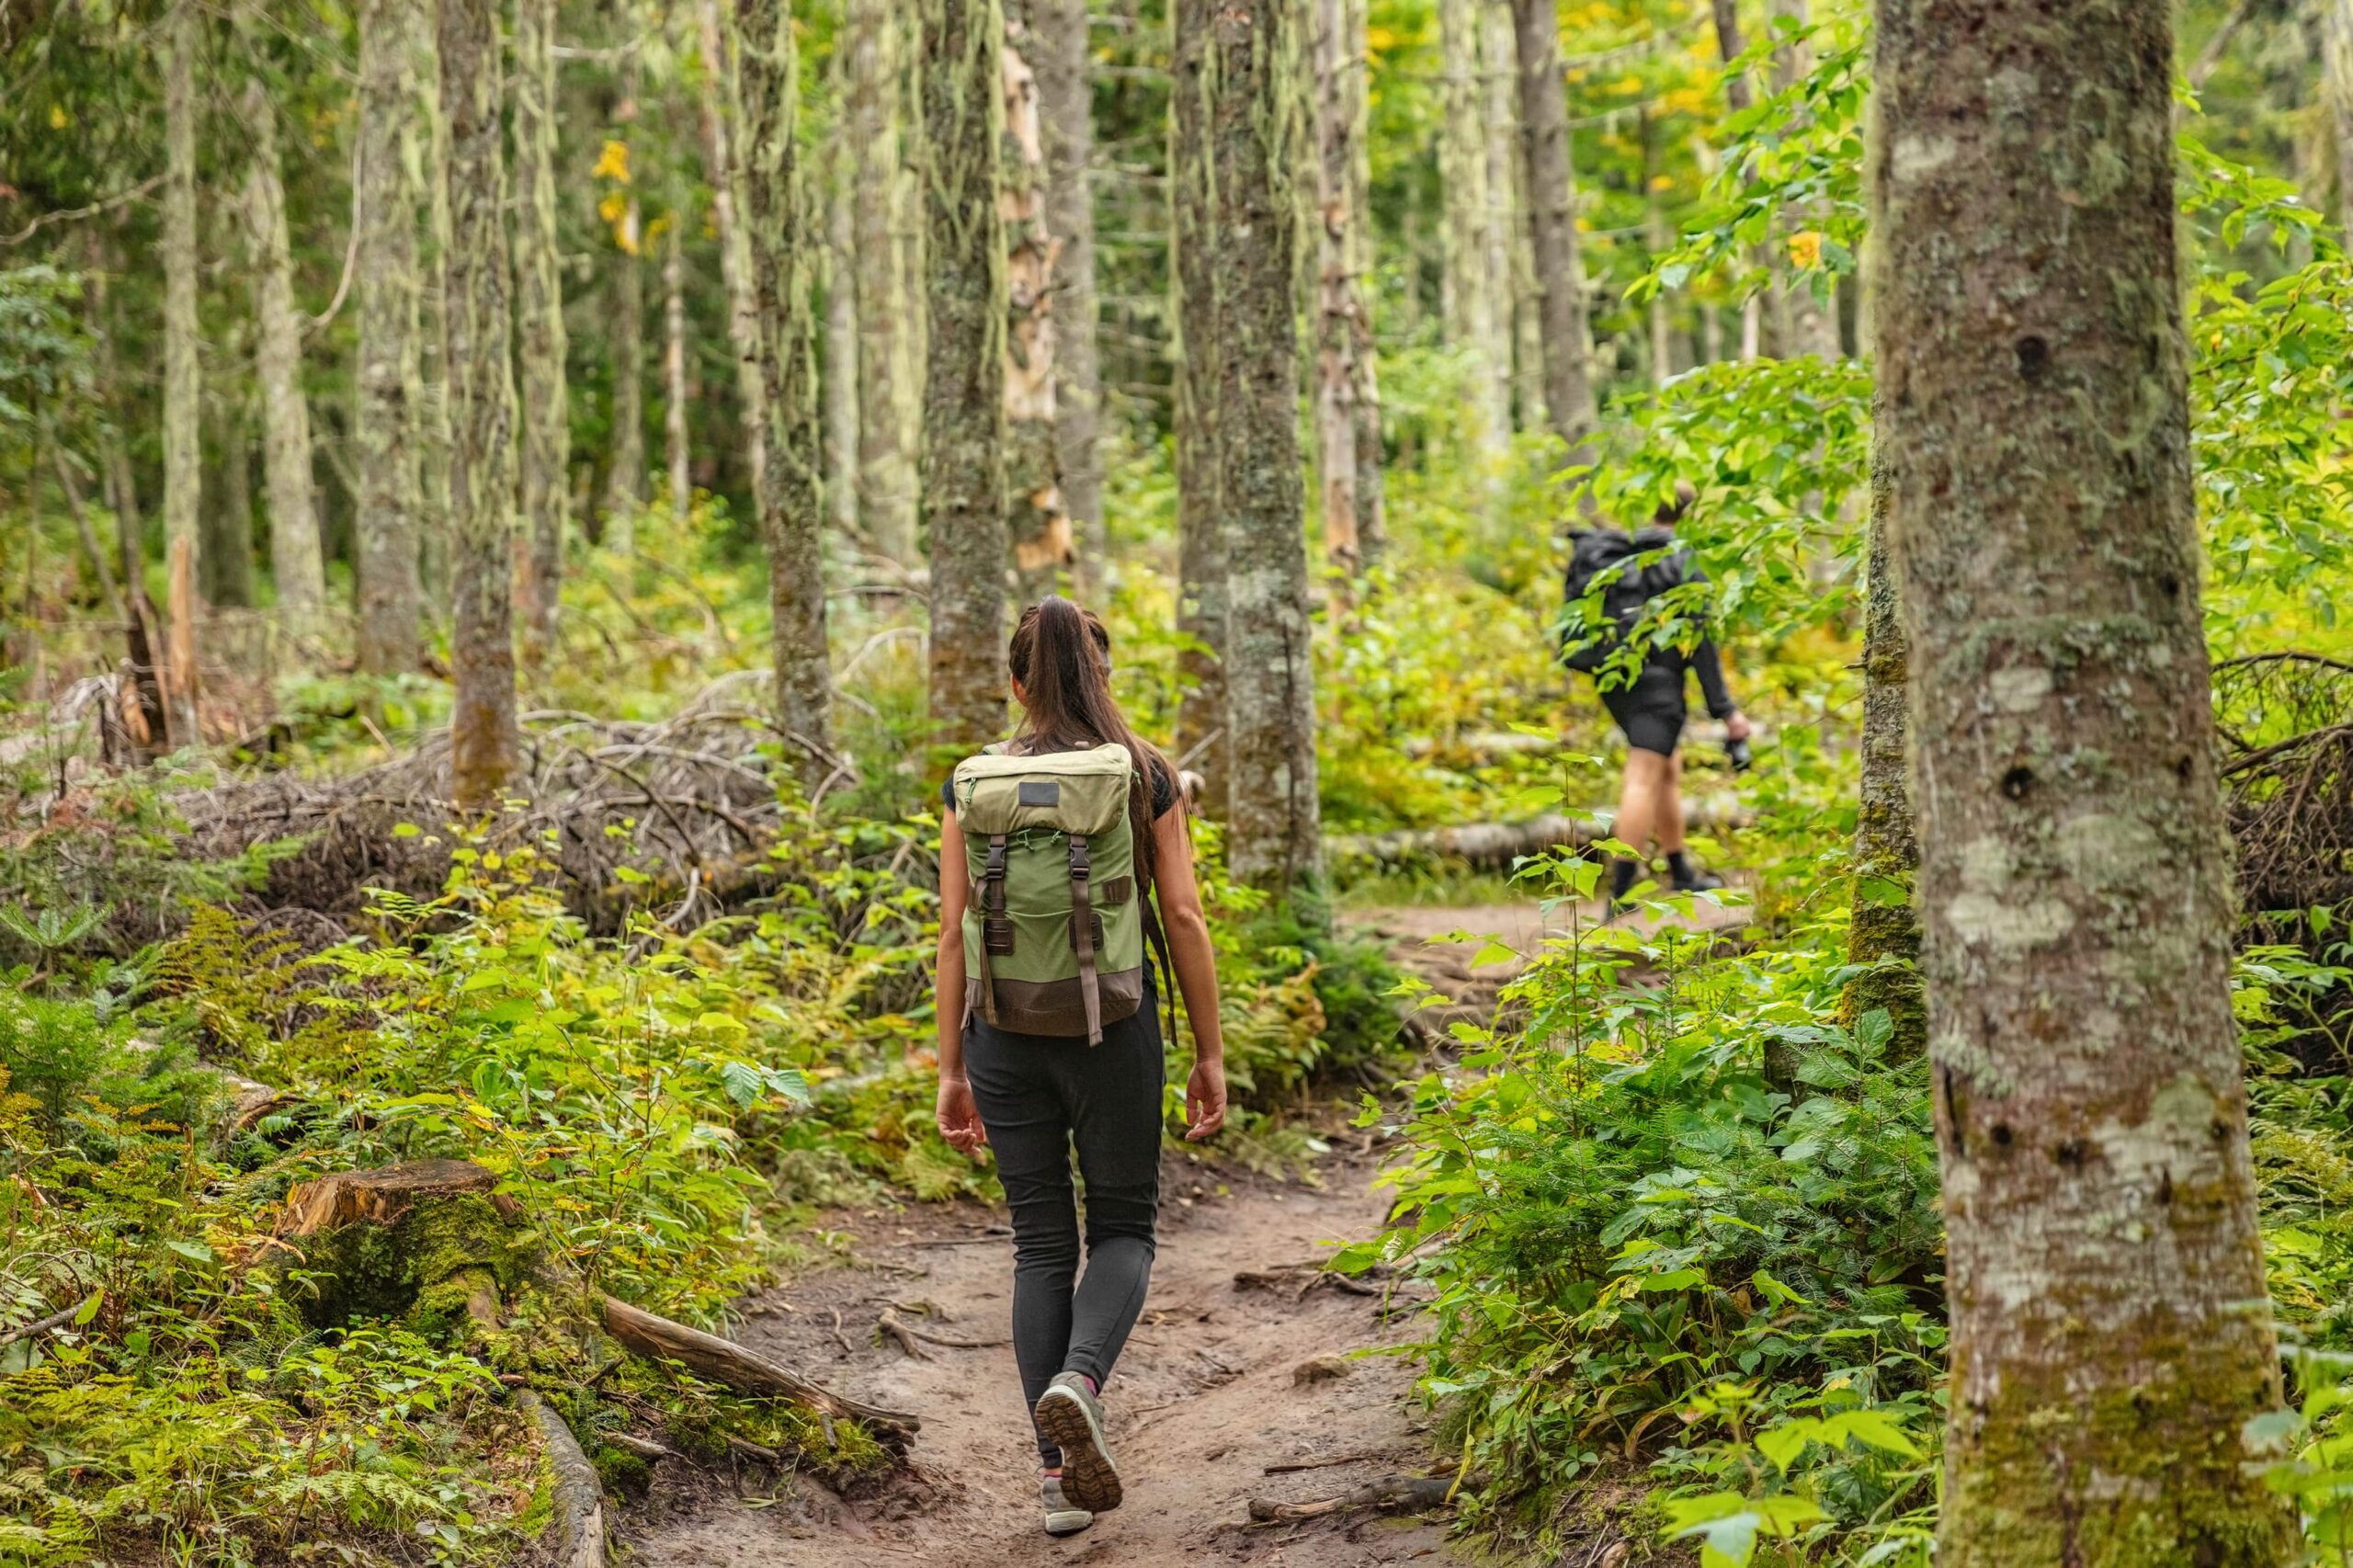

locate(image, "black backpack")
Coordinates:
1558 526 1687 673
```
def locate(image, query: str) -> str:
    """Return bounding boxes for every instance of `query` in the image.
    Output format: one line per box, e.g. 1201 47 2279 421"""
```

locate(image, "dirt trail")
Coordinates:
627 1151 1464 1567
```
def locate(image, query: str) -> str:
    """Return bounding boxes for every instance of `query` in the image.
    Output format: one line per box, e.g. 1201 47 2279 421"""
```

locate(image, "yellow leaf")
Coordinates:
591 138 631 184
51 104 70 129
1787 229 1824 268
598 190 628 225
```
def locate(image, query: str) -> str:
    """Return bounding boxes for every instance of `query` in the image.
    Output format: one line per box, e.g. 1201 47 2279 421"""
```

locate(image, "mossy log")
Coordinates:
598 1293 921 1441
517 1391 608 1568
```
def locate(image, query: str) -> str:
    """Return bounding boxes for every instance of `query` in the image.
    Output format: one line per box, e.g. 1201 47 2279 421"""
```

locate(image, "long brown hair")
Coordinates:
1006 597 1179 896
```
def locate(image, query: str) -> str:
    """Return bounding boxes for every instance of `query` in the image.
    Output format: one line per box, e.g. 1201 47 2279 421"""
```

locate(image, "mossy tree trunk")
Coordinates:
357 0 426 676
242 79 325 633
160 0 203 746
1170 0 1226 812
824 159 860 538
1438 0 1508 451
513 0 569 664
1341 0 1383 565
439 0 521 810
603 54 647 562
1033 0 1102 595
738 0 836 779
1209 0 1323 915
1839 448 1923 1062
694 0 768 504
667 213 695 520
919 0 1011 751
1508 0 1598 460
416 6 456 610
844 0 917 565
1870 0 2299 1556
1001 3 1070 595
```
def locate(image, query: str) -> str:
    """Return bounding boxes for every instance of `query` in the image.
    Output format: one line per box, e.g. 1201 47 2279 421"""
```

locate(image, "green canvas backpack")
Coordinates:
951 742 1152 1043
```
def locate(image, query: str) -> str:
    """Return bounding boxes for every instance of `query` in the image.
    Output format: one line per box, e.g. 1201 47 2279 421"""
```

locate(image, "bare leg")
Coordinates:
1655 749 1688 855
1613 749 1671 859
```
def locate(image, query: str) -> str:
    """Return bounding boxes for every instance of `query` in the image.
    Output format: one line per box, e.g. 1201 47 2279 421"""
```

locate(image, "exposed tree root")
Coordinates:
1245 1472 1466 1523
518 1391 609 1568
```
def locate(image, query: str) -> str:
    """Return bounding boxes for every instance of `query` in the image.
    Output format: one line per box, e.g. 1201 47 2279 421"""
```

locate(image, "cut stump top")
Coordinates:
279 1160 511 1236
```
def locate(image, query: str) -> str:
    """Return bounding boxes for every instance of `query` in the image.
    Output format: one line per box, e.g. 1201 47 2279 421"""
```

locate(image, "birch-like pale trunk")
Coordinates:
1033 0 1102 593
824 165 861 537
1509 0 1598 458
695 0 768 501
844 0 917 564
1001 4 1069 595
160 0 203 745
1171 0 1227 812
1488 2 1543 432
603 56 647 562
357 0 426 676
1871 0 2298 1551
1310 0 1360 585
665 217 693 521
1642 111 1673 389
416 0 455 608
1210 0 1323 914
439 0 522 809
2325 0 2353 248
1438 0 1507 450
920 0 1011 750
1341 0 1383 564
1768 0 1842 362
242 80 326 632
738 0 835 777
513 0 570 662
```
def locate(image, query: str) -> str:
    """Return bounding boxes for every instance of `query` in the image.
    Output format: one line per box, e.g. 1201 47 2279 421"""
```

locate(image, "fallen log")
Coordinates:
598 1294 921 1439
1326 801 1746 868
878 1306 1007 1351
518 1392 608 1568
1246 1473 1465 1524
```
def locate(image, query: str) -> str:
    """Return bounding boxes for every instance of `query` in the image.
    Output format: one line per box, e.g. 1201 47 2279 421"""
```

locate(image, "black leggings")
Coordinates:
963 997 1165 1466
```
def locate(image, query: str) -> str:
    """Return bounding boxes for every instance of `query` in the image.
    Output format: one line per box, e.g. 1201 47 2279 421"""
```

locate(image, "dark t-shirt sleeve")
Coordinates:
1689 637 1736 721
941 754 1181 817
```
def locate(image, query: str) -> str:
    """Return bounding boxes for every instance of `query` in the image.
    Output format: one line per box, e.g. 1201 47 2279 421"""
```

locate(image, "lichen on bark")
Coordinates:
1507 0 1599 460
513 0 570 665
1869 0 2298 1555
356 0 426 676
1170 0 1227 812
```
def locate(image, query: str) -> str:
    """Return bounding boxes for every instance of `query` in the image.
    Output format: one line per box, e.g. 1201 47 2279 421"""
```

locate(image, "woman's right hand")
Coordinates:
937 1076 987 1155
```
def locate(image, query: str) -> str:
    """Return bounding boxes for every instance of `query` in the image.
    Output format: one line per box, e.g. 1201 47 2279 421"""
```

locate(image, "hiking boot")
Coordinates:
1672 867 1724 893
1040 1472 1093 1537
1035 1372 1122 1513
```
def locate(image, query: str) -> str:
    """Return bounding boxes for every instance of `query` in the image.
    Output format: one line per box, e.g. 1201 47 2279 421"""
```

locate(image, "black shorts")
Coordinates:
1600 664 1687 757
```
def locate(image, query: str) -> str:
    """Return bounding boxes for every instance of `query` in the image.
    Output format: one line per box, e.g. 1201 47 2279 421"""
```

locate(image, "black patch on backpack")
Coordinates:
1018 780 1061 807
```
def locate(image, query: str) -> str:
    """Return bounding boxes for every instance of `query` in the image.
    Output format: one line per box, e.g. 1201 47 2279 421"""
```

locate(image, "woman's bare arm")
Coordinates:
1153 807 1226 1138
934 811 985 1152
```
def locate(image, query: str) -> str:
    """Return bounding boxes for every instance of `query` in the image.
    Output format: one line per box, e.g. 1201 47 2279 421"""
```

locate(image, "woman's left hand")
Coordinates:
1184 1058 1227 1142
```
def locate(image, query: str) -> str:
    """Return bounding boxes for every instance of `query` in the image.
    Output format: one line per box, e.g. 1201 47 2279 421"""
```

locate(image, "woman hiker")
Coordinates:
933 597 1229 1538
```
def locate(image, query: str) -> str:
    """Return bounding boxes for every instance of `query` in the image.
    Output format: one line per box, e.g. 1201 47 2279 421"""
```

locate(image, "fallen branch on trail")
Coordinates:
518 1392 608 1568
1262 1450 1390 1475
1246 1472 1470 1523
877 1306 1007 1351
0 1290 103 1351
598 1294 922 1439
1233 1259 1387 1301
1326 801 1746 868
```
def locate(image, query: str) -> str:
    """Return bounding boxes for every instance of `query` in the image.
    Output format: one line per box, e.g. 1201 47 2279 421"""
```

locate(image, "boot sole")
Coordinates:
1035 1386 1122 1514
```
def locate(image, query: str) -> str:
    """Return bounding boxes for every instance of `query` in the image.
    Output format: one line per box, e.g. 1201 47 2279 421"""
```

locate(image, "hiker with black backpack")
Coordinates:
1560 482 1753 913
932 597 1228 1539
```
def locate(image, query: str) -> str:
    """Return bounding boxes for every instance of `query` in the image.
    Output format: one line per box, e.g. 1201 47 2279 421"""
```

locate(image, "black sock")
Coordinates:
1608 857 1640 903
1665 850 1697 888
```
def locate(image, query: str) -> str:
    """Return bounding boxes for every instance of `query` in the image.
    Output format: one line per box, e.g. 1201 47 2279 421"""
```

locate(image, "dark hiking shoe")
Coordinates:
1035 1372 1122 1513
1040 1473 1094 1537
1672 868 1725 893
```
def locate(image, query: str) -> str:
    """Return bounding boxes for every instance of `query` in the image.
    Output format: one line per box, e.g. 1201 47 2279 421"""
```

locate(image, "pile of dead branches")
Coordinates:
2215 653 2353 923
173 671 852 935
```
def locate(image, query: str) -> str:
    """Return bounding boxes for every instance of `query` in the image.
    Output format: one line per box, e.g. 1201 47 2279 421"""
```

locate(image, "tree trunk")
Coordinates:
1871 0 2298 1553
823 165 860 538
1839 443 1922 1062
1487 4 1541 434
1002 4 1069 596
1707 0 1769 363
416 2 455 610
1768 0 1842 362
1210 0 1323 913
513 0 569 664
357 0 426 676
2326 0 2353 248
603 57 647 562
738 0 835 779
1033 0 1102 595
1310 0 1359 585
1171 0 1227 812
920 0 1010 752
160 0 203 745
243 80 326 632
205 385 256 609
1342 0 1383 566
695 0 768 505
1643 111 1673 389
844 0 917 565
439 0 521 810
1438 0 1507 451
1509 0 1598 459
666 217 694 522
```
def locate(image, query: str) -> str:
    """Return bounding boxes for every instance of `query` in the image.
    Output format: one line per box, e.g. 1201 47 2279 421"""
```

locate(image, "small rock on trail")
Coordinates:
622 1152 1468 1567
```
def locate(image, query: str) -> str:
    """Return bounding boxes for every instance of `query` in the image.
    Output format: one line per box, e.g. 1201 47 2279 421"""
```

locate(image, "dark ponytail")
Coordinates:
1007 597 1180 897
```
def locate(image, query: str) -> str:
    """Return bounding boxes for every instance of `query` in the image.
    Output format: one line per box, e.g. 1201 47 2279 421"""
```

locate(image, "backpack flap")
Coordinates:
952 742 1132 837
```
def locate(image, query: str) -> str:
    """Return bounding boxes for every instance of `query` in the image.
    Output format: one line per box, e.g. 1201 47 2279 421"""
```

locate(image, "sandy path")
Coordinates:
626 1152 1465 1567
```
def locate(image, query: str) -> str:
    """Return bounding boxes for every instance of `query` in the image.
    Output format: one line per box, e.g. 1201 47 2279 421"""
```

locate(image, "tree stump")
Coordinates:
276 1159 537 1334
